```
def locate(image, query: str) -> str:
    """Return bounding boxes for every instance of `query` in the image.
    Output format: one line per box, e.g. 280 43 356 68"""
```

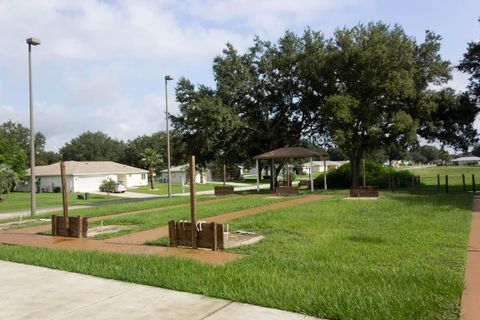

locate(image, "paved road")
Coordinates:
0 260 321 320
0 184 271 219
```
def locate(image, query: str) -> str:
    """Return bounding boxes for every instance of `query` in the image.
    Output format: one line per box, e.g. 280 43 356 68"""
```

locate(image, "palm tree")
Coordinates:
0 164 18 202
141 148 163 189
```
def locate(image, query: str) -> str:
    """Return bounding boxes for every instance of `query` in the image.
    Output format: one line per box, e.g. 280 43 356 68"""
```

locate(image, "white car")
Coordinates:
114 182 127 193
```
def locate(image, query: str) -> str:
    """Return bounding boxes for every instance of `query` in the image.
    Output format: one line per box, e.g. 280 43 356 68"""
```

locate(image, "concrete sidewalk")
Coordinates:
0 260 321 320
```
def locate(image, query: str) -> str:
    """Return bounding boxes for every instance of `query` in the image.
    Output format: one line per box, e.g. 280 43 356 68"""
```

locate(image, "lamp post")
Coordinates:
165 75 174 198
27 37 41 216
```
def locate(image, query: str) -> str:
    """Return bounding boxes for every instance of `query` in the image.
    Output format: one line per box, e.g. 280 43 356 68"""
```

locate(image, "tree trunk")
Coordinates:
148 166 154 189
350 156 361 188
270 159 275 191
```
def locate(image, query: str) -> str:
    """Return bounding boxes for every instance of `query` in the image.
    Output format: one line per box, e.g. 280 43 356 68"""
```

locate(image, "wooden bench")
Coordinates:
275 186 299 196
214 186 234 196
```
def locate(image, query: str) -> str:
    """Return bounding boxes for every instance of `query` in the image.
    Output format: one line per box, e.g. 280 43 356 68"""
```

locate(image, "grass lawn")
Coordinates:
405 165 480 184
0 190 471 319
0 192 122 214
129 182 216 195
89 194 300 239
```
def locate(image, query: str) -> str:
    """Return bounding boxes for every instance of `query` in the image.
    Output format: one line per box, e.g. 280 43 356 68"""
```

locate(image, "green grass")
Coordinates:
0 191 471 319
0 192 122 213
89 195 300 239
405 165 480 185
128 182 216 195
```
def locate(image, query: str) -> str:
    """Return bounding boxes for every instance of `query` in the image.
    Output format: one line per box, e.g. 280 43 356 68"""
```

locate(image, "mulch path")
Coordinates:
461 198 480 320
0 194 331 265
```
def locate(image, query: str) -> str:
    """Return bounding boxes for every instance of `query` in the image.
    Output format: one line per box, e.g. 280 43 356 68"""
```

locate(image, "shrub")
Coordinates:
314 161 414 189
53 186 61 193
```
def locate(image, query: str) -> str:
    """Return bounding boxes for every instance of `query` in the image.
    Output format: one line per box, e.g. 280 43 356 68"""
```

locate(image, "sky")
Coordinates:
0 0 479 151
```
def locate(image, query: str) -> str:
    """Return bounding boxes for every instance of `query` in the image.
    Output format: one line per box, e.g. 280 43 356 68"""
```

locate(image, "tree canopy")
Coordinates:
60 131 126 162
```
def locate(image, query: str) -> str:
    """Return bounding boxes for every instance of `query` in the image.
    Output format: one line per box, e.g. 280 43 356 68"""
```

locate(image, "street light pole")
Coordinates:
27 37 41 216
165 75 174 198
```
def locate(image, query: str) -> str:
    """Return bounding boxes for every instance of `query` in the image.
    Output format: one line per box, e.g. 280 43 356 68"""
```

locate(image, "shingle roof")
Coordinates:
26 161 148 176
253 147 326 160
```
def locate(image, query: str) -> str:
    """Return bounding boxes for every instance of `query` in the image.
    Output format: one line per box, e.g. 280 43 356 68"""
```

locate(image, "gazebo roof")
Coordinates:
253 147 326 160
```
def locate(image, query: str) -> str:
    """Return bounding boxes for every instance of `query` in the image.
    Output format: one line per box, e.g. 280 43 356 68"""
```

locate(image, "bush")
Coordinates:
314 161 415 189
53 186 61 193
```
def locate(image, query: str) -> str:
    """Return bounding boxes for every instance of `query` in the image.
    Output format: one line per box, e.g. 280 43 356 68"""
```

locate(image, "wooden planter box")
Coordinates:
168 220 224 251
214 186 234 196
275 186 299 196
51 215 88 238
350 186 379 197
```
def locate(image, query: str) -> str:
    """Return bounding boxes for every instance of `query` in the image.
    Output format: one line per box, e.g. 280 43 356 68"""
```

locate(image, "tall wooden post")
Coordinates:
437 174 440 192
189 155 197 249
286 160 290 186
473 174 476 194
463 174 466 192
323 159 327 190
60 161 69 230
309 157 314 192
223 164 227 187
256 159 260 192
445 175 449 193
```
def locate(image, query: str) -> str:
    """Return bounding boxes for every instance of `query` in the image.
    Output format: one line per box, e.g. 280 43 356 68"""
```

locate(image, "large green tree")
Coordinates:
320 23 475 187
458 18 480 101
0 164 18 201
0 135 27 177
60 131 126 162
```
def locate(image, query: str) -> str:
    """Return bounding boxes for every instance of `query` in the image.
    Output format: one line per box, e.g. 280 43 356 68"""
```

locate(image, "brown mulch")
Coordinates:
461 204 480 320
0 194 331 265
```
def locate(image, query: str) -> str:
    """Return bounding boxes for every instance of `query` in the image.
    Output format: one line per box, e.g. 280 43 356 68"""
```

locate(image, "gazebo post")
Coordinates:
256 159 260 192
324 159 327 190
286 160 289 187
310 157 314 192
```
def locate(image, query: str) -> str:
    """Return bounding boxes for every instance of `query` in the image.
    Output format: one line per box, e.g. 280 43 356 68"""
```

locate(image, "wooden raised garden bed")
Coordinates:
168 220 224 251
275 186 299 196
214 186 234 196
51 215 88 238
350 186 379 197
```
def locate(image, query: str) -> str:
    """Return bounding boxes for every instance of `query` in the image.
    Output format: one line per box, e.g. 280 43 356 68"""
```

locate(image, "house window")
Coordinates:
142 173 146 180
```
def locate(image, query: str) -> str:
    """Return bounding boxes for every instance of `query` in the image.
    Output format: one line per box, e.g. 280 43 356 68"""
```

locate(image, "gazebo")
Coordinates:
253 147 327 193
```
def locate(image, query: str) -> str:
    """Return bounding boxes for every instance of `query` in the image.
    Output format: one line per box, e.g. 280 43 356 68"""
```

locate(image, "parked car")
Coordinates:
114 182 127 193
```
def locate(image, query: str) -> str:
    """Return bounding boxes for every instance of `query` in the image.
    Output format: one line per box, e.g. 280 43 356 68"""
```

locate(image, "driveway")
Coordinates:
0 260 321 320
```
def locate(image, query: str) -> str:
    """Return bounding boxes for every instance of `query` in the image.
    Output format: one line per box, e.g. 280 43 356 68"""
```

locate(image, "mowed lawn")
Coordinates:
0 192 121 213
0 191 471 319
129 182 216 195
406 165 480 186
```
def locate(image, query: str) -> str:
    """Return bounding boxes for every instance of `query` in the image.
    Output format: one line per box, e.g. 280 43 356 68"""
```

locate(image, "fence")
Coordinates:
392 173 478 193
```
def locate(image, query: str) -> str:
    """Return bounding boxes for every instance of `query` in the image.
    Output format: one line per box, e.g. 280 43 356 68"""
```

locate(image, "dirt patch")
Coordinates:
224 230 264 248
0 219 50 231
87 225 132 238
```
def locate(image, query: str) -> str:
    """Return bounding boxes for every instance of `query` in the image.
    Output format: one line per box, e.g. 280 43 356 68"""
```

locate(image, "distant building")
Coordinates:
302 160 349 174
451 156 480 166
160 165 211 184
17 161 148 193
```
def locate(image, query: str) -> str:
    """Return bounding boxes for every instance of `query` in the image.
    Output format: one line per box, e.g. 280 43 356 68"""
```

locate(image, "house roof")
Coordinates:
26 161 148 176
253 147 326 160
451 156 480 162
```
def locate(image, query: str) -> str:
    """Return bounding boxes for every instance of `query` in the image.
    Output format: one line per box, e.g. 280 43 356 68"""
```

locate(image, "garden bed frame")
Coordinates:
168 220 224 251
350 186 379 197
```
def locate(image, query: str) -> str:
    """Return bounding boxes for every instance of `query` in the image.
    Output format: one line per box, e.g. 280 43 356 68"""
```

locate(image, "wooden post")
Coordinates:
223 164 227 187
189 155 197 249
473 174 476 193
445 175 449 193
463 174 466 192
417 175 420 185
437 174 440 192
411 175 415 187
388 174 391 191
60 161 69 230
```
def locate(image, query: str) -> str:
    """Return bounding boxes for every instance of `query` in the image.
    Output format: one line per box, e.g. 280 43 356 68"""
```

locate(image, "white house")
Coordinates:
160 165 211 184
451 156 480 166
302 160 348 174
17 161 148 193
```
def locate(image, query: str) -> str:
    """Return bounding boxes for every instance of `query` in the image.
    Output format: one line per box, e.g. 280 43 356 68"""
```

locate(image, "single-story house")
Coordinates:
302 160 349 174
17 161 148 193
160 165 211 184
451 156 480 166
